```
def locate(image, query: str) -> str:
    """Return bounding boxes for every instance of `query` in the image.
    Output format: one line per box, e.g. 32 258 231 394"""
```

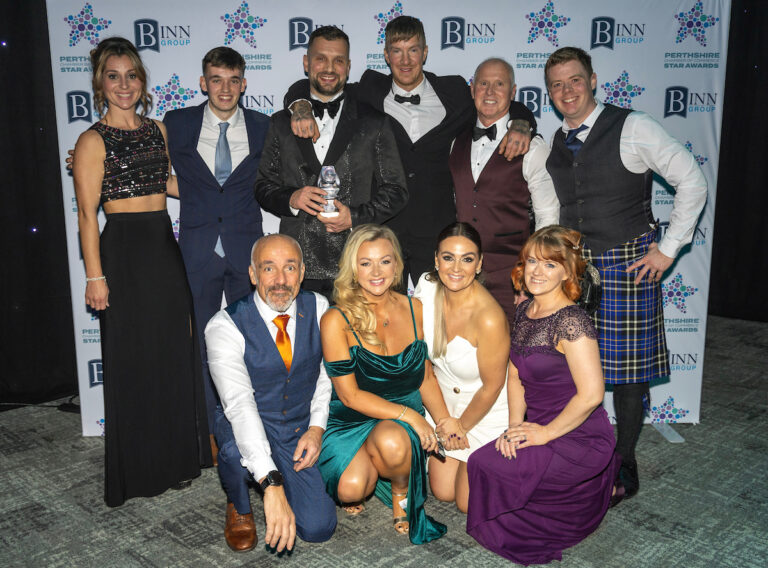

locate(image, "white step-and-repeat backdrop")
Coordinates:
46 0 729 435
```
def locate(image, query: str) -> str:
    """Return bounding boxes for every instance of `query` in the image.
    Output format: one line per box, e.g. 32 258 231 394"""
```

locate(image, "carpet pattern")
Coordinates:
1 315 766 567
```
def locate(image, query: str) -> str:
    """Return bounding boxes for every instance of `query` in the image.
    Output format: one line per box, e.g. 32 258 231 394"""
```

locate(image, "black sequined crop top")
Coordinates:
89 119 169 202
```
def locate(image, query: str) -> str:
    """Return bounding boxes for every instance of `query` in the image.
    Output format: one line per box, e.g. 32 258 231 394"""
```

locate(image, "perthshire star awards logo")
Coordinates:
674 1 719 47
651 397 690 423
685 141 708 166
64 3 111 47
525 1 570 47
662 273 699 313
601 71 644 109
374 2 404 45
152 74 198 117
222 2 267 48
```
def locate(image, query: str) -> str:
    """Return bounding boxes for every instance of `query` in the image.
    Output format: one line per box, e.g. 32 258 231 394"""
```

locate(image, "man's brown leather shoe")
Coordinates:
225 502 257 552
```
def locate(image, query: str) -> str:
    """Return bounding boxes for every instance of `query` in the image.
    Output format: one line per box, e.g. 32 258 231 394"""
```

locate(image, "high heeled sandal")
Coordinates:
392 491 409 535
341 502 365 516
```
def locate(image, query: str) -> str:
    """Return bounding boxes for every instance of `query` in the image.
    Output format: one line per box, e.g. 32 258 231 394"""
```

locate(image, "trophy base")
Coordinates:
319 212 339 217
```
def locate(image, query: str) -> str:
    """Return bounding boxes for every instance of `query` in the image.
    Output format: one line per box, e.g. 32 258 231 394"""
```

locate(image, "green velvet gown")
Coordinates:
319 299 447 544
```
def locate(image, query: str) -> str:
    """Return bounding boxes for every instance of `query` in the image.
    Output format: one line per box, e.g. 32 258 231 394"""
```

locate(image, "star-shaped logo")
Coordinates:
602 71 645 109
674 1 719 47
221 2 268 49
662 273 699 313
684 141 708 166
525 1 570 46
374 2 404 45
650 396 690 423
64 3 111 47
152 74 199 117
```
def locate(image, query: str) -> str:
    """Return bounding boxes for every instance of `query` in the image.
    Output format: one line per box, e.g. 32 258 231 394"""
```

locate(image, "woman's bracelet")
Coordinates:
86 276 106 282
395 405 407 420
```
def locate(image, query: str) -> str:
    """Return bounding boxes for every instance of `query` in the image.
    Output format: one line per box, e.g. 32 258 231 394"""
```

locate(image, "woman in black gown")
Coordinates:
72 37 210 507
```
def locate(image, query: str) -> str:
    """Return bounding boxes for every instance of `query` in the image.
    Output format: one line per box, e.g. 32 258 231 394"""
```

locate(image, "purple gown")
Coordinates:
467 300 620 565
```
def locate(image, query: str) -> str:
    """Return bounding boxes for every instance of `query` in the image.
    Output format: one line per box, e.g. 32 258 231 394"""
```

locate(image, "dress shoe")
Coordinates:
618 458 639 498
210 434 219 467
171 479 192 490
225 502 257 552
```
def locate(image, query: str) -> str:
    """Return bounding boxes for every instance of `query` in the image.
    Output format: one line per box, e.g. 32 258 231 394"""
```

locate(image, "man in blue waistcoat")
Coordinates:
205 234 336 553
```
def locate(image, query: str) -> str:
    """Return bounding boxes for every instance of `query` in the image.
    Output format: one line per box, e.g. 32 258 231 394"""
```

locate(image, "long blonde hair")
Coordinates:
333 224 404 349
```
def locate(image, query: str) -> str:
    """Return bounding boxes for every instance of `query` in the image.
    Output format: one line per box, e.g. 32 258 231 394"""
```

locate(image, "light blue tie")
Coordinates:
213 122 230 257
215 122 231 186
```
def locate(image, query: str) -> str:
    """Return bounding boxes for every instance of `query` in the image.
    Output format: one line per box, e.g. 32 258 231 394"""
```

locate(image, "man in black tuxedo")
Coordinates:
288 16 534 285
254 26 407 298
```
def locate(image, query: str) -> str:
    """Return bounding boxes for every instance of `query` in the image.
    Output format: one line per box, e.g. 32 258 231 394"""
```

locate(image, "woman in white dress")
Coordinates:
415 222 510 512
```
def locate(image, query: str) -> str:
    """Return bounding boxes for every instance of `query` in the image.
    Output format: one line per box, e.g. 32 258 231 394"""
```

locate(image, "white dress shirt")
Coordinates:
310 91 345 164
197 104 249 175
471 113 560 230
204 292 332 481
384 76 446 142
553 101 708 258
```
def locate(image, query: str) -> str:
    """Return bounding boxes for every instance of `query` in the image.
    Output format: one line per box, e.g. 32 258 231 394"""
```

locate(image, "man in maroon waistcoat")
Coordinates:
449 58 559 324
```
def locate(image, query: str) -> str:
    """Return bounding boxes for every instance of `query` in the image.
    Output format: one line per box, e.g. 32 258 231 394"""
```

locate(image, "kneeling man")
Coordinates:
205 234 336 553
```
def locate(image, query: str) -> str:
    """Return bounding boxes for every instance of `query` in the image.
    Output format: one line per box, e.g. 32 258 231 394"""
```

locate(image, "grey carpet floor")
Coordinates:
1 315 766 567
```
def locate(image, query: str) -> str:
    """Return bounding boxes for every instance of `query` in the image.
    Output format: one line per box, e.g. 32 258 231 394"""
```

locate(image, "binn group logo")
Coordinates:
67 91 92 123
664 86 717 118
152 74 199 117
662 273 699 313
601 71 644 109
517 87 556 119
288 19 345 51
242 94 276 115
440 17 496 50
591 17 646 49
134 19 191 52
674 1 719 47
222 1 267 49
88 359 103 387
64 3 111 47
525 1 570 47
374 2 404 45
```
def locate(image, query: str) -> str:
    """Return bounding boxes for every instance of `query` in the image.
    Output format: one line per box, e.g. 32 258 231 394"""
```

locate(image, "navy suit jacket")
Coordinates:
164 102 270 274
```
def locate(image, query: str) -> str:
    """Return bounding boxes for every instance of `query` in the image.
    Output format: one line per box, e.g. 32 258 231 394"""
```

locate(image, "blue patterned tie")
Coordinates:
565 124 589 157
215 122 231 186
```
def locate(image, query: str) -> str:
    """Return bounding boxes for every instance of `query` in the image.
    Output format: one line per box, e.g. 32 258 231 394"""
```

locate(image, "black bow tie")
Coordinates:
312 94 344 119
472 124 497 142
394 93 420 105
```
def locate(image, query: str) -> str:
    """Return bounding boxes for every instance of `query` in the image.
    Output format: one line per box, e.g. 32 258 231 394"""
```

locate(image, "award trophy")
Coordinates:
318 165 340 217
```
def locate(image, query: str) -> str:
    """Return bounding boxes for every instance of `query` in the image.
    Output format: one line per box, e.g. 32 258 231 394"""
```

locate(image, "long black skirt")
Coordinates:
100 210 211 507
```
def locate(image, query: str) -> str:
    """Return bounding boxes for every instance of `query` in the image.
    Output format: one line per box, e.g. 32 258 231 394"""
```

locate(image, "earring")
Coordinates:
475 269 481 274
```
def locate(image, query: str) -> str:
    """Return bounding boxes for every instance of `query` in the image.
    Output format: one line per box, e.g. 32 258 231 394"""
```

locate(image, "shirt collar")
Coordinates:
391 75 426 98
204 102 243 129
253 290 298 324
475 112 510 132
559 100 603 133
309 89 345 103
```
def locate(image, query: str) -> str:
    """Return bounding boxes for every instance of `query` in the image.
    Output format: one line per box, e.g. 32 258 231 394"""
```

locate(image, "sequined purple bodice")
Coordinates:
510 300 598 425
89 119 168 202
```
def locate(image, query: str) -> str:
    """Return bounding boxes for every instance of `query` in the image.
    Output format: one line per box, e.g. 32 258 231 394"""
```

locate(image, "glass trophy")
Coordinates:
318 165 340 217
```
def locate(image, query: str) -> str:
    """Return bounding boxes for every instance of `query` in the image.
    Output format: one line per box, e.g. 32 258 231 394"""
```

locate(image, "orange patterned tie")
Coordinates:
273 314 292 372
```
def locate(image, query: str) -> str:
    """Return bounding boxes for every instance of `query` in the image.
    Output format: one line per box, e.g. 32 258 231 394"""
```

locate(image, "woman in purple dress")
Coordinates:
466 225 621 565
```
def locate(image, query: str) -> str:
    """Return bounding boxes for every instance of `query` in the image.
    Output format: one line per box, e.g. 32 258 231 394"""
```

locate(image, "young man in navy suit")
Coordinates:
163 47 270 456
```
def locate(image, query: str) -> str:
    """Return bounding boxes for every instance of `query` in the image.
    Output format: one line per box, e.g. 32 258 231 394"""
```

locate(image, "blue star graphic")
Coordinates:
685 141 708 166
221 1 267 49
525 1 571 46
662 273 698 313
152 74 199 117
674 1 719 47
601 71 645 109
64 3 111 47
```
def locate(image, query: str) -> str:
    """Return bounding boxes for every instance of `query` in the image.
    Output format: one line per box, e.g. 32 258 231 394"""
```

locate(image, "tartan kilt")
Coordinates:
583 230 670 384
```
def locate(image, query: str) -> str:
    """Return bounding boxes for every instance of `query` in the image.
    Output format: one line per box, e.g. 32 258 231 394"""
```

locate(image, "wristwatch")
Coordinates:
259 470 284 492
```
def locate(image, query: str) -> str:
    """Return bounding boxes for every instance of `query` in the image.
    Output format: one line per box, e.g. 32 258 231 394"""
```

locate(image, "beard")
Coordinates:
264 284 295 312
309 73 346 98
